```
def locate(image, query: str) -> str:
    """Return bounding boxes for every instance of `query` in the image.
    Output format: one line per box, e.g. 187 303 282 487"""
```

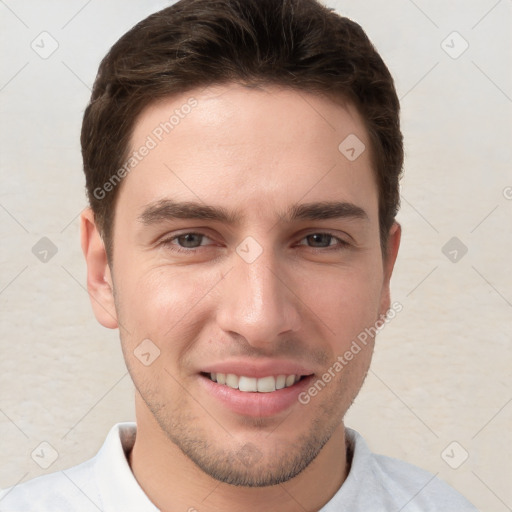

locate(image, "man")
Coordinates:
0 0 478 510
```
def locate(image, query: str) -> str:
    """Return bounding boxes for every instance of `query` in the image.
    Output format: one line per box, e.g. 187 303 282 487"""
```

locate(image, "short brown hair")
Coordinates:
81 0 403 260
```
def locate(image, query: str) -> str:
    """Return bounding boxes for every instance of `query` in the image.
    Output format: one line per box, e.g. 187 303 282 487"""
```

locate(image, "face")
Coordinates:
83 83 400 486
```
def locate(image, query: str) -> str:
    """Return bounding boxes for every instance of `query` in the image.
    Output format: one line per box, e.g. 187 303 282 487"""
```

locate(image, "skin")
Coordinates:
81 83 401 512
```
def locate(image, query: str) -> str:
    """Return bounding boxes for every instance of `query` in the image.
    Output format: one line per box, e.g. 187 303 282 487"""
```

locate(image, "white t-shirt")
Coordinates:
0 423 478 511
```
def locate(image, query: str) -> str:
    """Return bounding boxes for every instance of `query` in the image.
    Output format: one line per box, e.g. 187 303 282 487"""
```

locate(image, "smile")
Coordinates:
206 372 304 392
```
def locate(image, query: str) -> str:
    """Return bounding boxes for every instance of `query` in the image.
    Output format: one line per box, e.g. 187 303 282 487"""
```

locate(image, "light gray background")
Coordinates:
0 1 511 510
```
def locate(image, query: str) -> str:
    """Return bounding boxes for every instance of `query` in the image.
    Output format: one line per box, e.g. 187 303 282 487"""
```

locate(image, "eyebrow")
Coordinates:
288 201 368 222
138 199 369 226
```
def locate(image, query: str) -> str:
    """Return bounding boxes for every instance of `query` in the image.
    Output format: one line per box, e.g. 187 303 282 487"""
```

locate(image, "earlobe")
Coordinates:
80 208 118 329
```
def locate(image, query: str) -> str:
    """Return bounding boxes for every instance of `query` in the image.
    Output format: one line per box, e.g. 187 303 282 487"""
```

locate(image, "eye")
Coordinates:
159 231 349 255
298 233 349 250
161 232 213 253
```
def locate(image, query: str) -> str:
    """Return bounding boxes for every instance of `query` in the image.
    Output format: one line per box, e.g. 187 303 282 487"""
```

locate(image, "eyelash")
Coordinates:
160 231 350 254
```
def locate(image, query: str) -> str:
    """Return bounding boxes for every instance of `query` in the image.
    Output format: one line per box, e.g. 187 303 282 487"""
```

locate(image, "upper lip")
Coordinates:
200 359 315 378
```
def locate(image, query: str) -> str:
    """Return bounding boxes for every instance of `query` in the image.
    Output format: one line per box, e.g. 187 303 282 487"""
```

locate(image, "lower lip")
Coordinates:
199 374 314 418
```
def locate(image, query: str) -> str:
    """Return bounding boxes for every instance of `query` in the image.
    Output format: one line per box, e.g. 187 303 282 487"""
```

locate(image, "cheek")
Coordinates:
116 264 224 348
296 262 384 346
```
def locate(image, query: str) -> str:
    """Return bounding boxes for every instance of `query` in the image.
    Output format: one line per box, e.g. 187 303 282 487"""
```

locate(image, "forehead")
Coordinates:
121 83 378 224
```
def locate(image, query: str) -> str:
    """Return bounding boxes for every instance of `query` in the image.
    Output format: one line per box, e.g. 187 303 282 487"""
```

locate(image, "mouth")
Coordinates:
198 369 315 417
201 372 309 393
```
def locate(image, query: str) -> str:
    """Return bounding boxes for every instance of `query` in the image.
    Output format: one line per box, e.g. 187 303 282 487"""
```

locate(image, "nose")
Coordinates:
216 245 302 348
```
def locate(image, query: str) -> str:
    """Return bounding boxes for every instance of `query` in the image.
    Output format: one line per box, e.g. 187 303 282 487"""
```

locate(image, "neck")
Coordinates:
128 398 348 512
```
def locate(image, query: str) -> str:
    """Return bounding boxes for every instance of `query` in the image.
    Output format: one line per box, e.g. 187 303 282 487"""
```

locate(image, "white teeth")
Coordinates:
275 375 286 390
226 374 239 389
257 376 276 393
239 376 258 392
208 373 302 392
285 375 296 387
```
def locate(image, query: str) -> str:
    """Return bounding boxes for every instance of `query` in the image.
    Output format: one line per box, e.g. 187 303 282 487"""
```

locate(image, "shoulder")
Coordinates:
369 451 477 511
331 428 479 511
0 423 136 512
0 457 101 512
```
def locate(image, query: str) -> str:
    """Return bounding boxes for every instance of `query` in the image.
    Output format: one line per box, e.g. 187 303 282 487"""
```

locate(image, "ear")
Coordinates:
379 221 401 317
80 208 118 329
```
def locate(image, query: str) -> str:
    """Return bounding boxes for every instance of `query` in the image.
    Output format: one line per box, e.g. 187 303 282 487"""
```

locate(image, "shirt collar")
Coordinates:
93 423 365 512
93 422 160 512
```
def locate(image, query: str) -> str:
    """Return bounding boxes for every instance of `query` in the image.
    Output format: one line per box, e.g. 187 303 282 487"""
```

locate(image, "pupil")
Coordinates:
309 234 330 247
180 234 200 247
